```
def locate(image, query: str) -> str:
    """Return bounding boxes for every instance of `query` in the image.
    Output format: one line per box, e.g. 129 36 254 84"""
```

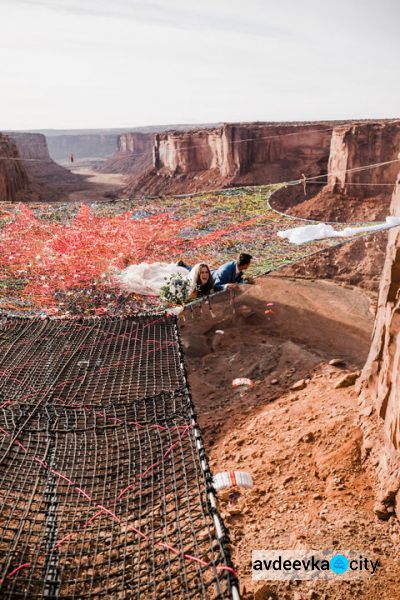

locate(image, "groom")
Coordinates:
212 253 254 291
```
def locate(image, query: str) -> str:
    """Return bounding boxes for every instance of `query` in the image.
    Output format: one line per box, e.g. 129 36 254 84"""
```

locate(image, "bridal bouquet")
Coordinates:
160 273 191 305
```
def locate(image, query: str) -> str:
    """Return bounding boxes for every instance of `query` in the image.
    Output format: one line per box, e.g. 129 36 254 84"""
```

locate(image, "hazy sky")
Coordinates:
1 0 399 129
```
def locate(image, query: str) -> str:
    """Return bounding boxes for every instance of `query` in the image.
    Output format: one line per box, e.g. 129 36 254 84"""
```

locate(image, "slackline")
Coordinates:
0 314 238 599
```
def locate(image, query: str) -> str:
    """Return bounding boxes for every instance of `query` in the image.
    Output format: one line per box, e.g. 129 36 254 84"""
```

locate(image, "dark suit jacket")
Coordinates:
212 261 243 291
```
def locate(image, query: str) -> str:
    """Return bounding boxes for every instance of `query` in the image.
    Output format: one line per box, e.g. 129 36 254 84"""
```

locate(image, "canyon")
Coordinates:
124 122 334 195
4 119 399 209
1 119 400 599
46 132 119 162
1 120 400 518
99 119 399 219
42 124 220 164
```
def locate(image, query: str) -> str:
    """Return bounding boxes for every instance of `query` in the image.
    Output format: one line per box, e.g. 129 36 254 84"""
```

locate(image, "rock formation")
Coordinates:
287 120 400 221
9 132 51 162
125 123 334 195
100 120 399 204
98 132 155 175
9 133 88 201
45 125 221 164
326 121 400 195
158 123 331 179
0 133 30 201
358 166 400 520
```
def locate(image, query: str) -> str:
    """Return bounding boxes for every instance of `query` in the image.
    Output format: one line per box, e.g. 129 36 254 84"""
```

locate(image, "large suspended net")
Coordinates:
0 314 238 599
0 186 361 317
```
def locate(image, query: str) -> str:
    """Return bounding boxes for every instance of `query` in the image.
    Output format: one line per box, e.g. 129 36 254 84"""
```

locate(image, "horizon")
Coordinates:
6 116 400 135
1 0 399 130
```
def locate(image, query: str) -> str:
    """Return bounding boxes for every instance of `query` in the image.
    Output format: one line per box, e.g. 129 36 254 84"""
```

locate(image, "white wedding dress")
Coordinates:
116 262 190 296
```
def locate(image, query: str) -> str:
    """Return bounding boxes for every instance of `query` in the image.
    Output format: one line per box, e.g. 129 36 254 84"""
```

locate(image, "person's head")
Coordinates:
198 264 211 285
190 263 213 295
236 252 252 272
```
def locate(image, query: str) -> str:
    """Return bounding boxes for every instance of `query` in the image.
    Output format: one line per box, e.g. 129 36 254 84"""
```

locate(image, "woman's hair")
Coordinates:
189 263 214 296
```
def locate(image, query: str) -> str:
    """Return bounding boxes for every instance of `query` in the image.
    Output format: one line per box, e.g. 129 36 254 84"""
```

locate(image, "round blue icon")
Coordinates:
330 554 349 574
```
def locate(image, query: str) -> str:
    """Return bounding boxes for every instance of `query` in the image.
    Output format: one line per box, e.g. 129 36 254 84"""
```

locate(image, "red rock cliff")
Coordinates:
154 123 332 178
0 133 30 201
9 133 87 201
358 165 400 519
126 123 333 195
99 132 154 175
287 121 400 221
10 132 51 160
326 121 400 196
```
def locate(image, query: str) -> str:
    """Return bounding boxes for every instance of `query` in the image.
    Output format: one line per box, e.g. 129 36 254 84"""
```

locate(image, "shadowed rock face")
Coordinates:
8 133 88 201
9 132 51 161
358 167 400 519
0 133 30 201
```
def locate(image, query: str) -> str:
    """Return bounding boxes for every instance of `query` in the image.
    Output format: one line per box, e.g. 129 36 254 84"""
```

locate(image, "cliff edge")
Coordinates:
9 133 89 201
124 122 333 195
286 121 400 221
358 163 400 520
0 133 30 201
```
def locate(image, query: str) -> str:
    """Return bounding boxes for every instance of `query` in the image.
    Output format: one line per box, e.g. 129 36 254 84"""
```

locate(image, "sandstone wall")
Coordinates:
154 123 332 180
99 132 154 175
118 132 153 154
358 167 400 519
8 133 87 201
9 132 50 160
287 121 400 222
126 123 333 195
326 121 400 197
0 133 30 201
154 127 228 175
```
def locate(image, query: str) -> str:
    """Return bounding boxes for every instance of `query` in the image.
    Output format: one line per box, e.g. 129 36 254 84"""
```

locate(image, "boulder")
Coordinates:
291 379 307 391
334 371 360 388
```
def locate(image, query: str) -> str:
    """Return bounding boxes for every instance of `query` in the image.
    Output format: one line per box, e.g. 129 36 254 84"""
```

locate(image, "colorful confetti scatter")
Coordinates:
0 185 367 316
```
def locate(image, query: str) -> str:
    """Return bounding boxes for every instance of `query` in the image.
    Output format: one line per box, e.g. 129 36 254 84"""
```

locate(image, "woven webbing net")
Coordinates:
0 315 237 599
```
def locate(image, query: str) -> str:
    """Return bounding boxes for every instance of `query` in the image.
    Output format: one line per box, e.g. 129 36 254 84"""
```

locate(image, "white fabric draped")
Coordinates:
277 216 400 245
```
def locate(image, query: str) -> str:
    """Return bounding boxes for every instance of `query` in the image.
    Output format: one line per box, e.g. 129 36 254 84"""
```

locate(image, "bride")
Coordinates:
116 261 215 300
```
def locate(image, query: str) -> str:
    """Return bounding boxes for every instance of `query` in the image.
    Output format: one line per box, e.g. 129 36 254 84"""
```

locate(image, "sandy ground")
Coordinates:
181 278 400 600
66 167 127 202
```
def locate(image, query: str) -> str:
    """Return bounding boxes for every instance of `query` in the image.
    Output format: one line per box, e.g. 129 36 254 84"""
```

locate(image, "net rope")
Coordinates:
0 314 238 599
